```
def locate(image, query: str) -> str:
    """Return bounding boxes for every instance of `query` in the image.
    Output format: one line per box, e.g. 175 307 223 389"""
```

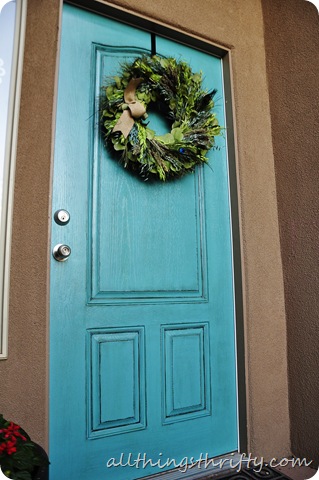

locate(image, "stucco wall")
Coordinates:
262 0 319 465
0 0 290 460
0 0 60 449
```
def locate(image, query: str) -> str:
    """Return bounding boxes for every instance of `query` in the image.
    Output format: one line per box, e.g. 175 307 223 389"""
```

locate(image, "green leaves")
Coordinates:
100 55 221 181
113 142 126 151
10 471 33 480
171 128 184 142
146 128 155 140
156 133 174 144
192 72 202 83
111 136 126 151
156 128 184 146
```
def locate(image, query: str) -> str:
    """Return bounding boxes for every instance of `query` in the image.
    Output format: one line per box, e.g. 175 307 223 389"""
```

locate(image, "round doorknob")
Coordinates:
53 244 71 262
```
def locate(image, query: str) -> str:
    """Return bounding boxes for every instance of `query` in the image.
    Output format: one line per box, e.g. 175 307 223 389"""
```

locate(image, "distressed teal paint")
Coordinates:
50 4 238 480
89 328 146 437
91 45 207 304
163 324 211 423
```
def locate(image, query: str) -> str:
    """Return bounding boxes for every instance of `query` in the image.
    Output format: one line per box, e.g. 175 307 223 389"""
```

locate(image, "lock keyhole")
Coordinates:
53 244 71 262
54 209 70 226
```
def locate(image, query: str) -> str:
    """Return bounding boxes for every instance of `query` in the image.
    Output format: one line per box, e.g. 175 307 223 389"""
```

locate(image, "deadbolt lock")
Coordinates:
54 209 70 226
53 244 71 262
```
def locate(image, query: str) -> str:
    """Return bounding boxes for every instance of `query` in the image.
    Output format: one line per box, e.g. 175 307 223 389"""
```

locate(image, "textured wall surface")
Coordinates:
262 0 319 465
0 0 60 448
0 0 290 459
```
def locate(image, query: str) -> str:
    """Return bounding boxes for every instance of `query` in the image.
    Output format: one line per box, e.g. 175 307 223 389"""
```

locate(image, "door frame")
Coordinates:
61 0 247 455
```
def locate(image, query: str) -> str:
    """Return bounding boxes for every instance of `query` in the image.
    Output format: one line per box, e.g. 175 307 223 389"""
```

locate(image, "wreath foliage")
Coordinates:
101 55 221 181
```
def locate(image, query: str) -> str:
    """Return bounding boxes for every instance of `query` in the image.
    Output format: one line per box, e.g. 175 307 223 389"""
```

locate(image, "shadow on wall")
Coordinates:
262 0 319 467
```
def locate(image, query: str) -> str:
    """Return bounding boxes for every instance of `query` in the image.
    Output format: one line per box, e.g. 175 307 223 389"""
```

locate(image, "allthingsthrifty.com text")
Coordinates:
106 452 313 473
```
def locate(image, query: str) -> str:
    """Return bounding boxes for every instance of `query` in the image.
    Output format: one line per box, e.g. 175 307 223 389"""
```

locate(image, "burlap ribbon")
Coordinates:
112 78 146 138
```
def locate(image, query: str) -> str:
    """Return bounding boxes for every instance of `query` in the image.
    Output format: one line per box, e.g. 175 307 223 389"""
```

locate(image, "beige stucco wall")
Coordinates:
0 0 60 450
262 0 319 465
0 0 290 461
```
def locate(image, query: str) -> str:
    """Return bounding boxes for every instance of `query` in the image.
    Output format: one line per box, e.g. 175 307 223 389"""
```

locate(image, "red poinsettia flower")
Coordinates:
0 414 49 480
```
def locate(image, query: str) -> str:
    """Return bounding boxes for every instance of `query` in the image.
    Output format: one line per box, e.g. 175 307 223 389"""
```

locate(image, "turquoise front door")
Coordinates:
50 4 238 480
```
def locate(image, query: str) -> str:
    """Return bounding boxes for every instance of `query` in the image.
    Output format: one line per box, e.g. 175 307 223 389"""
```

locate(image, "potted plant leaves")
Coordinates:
0 414 49 480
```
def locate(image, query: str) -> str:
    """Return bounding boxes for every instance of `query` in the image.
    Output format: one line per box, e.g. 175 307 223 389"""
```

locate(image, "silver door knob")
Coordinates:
53 244 71 262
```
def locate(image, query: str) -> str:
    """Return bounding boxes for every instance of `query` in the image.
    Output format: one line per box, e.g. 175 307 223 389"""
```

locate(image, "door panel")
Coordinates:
50 5 238 480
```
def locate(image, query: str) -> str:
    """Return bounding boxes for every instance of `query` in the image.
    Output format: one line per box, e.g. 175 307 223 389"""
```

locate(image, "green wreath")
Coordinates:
101 55 221 181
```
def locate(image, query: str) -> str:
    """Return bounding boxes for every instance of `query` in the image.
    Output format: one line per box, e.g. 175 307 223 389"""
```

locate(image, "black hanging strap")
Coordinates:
151 32 156 56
